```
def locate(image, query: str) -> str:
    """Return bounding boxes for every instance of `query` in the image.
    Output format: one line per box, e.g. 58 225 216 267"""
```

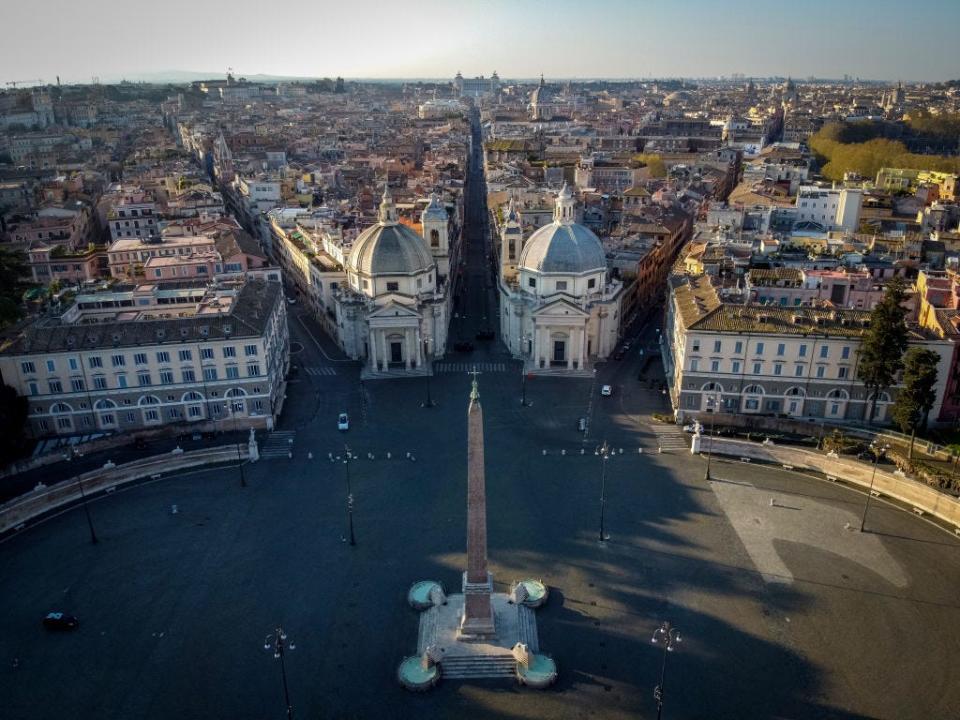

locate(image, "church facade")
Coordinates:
335 189 450 377
498 185 624 374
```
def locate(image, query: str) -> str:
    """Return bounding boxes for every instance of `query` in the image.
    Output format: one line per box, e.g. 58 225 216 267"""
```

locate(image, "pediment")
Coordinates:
368 301 421 319
531 297 590 319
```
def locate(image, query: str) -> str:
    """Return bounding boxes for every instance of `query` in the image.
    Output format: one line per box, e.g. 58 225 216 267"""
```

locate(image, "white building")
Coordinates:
499 185 624 374
0 279 289 438
794 186 862 232
334 188 449 377
663 274 952 425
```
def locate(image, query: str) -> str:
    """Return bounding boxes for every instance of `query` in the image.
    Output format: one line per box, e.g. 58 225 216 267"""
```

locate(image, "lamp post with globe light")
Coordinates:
651 621 682 720
264 626 295 719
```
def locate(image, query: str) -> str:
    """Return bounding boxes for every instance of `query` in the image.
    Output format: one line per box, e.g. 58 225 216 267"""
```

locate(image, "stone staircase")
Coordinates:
361 365 433 380
416 607 440 654
527 366 594 378
516 606 540 653
439 652 518 679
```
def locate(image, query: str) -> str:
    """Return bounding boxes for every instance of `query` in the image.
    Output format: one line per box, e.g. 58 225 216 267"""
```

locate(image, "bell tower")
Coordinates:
500 199 522 282
421 193 449 280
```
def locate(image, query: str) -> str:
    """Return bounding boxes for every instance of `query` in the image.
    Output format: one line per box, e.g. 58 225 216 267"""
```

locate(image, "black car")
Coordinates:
454 341 475 352
43 612 79 631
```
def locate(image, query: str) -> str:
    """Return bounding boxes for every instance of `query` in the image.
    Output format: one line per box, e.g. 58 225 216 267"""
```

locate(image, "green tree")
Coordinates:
0 246 34 328
0 384 28 467
890 347 941 459
858 278 910 425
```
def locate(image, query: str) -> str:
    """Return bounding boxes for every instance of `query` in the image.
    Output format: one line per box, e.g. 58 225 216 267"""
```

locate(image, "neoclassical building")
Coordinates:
335 188 449 377
499 185 624 374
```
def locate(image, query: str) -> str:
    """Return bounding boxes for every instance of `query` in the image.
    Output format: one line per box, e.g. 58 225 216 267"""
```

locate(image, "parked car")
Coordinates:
337 413 350 431
475 330 495 341
43 612 79 631
600 385 613 396
454 341 475 352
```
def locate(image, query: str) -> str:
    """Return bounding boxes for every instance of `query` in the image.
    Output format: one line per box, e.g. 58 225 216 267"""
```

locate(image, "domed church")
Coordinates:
498 184 624 374
335 187 449 377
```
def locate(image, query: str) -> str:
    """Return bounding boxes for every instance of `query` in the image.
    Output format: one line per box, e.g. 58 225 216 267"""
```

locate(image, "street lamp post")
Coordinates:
520 332 532 406
227 400 247 488
703 394 719 481
651 621 682 720
75 474 98 545
860 441 890 532
264 626 295 720
421 337 435 408
343 445 356 546
596 440 611 542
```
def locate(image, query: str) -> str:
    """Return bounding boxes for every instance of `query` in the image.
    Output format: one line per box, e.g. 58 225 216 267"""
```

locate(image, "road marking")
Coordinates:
303 367 337 376
262 430 296 458
434 362 507 373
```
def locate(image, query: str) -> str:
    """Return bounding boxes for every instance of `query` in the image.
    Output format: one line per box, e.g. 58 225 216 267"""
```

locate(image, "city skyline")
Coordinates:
2 0 959 84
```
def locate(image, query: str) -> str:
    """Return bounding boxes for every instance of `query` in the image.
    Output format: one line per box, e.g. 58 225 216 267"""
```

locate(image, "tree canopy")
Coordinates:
891 347 940 434
809 122 960 181
858 278 910 423
0 384 28 468
0 246 34 328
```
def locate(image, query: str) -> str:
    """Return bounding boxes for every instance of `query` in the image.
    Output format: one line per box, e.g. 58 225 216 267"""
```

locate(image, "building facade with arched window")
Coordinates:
334 188 451 378
664 273 952 426
498 184 624 375
0 278 289 438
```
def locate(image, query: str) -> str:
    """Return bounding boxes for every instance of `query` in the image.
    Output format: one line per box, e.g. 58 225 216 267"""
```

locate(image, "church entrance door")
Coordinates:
552 340 566 365
390 341 403 364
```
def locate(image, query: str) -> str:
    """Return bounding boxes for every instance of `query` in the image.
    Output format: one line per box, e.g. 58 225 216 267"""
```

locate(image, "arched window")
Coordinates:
182 391 204 403
742 384 765 395
827 388 849 400
94 399 116 410
784 387 805 397
138 395 161 406
430 228 440 248
701 381 724 393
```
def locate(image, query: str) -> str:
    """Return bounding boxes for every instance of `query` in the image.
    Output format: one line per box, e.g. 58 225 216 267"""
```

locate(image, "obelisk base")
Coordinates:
459 571 496 639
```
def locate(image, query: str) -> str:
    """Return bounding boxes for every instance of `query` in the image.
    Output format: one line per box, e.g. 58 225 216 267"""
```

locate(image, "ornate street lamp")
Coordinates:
651 621 682 720
264 626 295 719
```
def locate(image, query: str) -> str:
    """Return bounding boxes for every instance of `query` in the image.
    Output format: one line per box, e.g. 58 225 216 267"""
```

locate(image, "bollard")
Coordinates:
288 438 294 445
387 452 391 460
288 450 292 459
542 449 547 456
171 504 178 514
410 455 416 462
308 452 313 460
406 452 411 459
561 449 565 456
619 448 623 454
580 448 585 455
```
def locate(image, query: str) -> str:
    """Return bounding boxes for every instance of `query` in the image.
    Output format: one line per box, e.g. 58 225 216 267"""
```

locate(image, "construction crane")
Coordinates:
5 79 43 88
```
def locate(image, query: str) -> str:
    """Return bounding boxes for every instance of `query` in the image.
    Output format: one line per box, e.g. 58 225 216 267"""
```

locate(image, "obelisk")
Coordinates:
459 372 496 638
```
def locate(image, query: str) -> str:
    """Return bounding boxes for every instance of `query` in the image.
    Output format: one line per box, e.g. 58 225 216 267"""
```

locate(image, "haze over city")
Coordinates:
2 3 960 720
3 0 960 83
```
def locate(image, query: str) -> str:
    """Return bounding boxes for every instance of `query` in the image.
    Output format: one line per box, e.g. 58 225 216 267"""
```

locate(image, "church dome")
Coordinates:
531 74 553 105
518 184 606 274
347 188 434 276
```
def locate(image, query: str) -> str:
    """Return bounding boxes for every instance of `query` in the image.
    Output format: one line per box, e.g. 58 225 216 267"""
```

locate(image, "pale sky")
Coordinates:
2 0 958 84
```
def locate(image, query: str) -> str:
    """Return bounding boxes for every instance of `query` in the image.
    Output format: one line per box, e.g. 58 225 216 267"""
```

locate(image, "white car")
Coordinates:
600 385 613 397
337 413 349 431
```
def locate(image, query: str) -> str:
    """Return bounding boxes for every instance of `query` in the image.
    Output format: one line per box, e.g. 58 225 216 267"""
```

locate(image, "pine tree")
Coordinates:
858 278 909 424
890 347 940 459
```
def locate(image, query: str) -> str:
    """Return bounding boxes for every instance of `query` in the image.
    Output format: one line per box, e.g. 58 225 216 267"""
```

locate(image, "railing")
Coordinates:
0 445 250 536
